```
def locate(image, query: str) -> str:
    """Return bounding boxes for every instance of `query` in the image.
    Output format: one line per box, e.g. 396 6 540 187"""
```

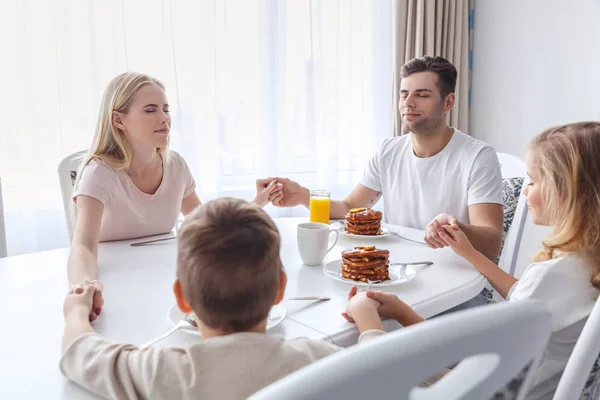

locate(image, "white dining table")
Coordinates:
0 217 486 399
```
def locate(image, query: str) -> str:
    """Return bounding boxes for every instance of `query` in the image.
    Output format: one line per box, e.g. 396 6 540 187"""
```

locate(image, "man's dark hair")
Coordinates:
401 56 457 99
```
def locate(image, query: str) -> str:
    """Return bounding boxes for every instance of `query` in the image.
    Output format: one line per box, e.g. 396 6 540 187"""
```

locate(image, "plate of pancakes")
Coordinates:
323 245 416 287
341 207 389 239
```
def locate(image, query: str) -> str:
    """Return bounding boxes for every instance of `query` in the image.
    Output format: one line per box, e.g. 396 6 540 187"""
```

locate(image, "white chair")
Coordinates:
0 177 7 258
250 301 552 400
497 152 529 277
554 299 600 400
57 150 87 242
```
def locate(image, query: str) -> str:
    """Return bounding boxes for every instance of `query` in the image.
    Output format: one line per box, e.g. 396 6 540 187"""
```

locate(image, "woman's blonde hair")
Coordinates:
74 72 169 190
529 121 600 289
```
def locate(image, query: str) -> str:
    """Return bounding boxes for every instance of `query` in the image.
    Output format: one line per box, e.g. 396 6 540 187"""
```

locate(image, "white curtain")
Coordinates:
0 0 393 256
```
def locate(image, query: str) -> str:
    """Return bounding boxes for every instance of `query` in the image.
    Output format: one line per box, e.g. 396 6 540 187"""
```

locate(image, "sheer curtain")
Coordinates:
1 0 393 256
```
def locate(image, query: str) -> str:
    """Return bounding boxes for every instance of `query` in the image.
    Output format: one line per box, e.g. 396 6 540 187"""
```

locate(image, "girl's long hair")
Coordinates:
530 121 600 289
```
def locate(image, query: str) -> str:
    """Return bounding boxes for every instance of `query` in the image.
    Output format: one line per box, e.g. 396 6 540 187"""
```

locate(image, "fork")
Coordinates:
387 231 428 246
363 280 383 291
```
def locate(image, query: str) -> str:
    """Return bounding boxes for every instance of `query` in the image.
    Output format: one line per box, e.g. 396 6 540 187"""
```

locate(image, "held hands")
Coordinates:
342 286 381 322
266 177 307 207
254 179 284 208
424 213 459 249
342 286 415 325
255 176 310 208
437 224 477 259
65 280 104 322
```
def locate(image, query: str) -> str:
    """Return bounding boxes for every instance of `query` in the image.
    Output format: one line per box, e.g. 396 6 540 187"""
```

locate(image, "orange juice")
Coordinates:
310 192 331 224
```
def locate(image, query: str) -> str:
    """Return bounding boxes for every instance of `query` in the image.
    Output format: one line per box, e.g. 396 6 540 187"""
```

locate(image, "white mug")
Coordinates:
297 222 339 266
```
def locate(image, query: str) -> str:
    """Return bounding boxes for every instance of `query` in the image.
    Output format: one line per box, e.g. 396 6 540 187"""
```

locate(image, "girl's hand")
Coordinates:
438 225 477 259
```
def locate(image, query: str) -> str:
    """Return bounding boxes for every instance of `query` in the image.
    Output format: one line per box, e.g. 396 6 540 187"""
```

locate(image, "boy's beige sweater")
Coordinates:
60 330 384 400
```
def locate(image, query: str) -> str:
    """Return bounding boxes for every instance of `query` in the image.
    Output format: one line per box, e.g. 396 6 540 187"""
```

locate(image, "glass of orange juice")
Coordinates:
309 190 331 224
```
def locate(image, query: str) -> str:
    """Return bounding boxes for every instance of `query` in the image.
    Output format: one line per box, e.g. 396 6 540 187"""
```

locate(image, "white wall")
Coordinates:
471 0 600 276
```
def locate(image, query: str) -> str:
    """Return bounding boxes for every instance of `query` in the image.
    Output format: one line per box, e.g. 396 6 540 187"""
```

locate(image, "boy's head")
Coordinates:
174 198 286 332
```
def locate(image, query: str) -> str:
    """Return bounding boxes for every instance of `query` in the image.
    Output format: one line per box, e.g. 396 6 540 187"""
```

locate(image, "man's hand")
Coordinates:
268 177 309 208
424 213 459 249
438 225 477 259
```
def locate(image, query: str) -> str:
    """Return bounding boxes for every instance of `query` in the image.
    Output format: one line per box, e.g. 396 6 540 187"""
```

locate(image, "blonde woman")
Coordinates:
68 72 282 321
344 122 600 398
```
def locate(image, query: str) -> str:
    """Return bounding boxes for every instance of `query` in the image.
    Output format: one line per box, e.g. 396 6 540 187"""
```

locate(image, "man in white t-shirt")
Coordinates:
269 56 504 260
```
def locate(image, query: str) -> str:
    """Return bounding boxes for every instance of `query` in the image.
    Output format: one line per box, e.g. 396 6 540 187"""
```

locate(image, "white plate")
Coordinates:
340 227 391 239
166 303 287 336
323 259 416 287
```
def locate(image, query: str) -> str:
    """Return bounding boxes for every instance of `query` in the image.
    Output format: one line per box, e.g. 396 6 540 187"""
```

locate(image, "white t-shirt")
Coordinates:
73 150 196 242
360 129 503 229
507 253 599 399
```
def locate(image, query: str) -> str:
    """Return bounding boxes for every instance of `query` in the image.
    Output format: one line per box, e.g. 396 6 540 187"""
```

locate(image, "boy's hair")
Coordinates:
400 56 457 99
530 122 600 289
176 198 283 332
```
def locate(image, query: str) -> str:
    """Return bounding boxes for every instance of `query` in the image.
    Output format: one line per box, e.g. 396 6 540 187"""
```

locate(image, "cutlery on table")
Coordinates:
388 231 428 246
390 261 433 267
140 314 196 348
363 280 383 291
286 296 330 301
130 236 177 247
391 261 433 280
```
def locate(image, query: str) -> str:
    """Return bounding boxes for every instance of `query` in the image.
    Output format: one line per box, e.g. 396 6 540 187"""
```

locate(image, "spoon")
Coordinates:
286 296 330 301
140 314 197 348
390 261 433 280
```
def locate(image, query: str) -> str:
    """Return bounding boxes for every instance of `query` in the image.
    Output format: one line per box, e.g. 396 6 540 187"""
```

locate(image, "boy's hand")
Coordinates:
341 286 359 322
438 224 477 259
254 179 283 208
65 280 101 322
341 286 380 322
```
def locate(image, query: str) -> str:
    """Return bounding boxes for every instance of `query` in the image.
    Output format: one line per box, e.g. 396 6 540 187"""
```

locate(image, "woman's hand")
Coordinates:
68 279 103 321
253 179 283 207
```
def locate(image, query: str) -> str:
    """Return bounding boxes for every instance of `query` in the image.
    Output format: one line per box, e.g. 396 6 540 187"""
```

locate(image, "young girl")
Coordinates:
68 72 282 321
346 121 600 399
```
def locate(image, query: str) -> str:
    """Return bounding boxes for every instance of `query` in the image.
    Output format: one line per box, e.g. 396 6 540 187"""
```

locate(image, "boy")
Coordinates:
61 198 385 399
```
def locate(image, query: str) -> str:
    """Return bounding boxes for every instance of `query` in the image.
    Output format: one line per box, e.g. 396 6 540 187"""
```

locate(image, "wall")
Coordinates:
471 0 600 276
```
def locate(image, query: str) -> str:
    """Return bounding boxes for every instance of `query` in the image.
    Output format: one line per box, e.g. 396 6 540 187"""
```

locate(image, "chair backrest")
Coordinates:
0 177 7 258
57 150 87 242
555 299 600 400
250 301 552 400
497 152 529 276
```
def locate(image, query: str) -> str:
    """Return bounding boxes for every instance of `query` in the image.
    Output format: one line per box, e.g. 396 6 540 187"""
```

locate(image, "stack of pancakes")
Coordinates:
341 246 390 283
345 208 383 235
